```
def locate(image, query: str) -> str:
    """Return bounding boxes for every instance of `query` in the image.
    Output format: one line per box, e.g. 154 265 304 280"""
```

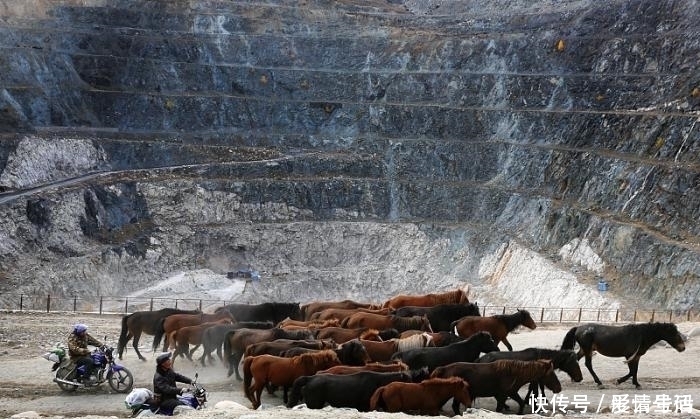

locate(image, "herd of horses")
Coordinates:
117 287 687 415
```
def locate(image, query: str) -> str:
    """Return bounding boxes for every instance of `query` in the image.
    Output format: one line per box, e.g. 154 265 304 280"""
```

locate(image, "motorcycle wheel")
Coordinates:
108 368 134 393
55 366 78 392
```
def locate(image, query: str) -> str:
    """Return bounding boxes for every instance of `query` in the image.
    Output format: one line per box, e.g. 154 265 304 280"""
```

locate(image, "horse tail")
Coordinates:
369 386 386 411
561 326 578 350
287 375 311 408
151 317 166 353
117 314 130 358
243 356 255 404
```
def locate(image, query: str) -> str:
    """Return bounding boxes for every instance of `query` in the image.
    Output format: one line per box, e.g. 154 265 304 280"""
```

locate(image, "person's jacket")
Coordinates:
153 366 192 401
67 332 103 360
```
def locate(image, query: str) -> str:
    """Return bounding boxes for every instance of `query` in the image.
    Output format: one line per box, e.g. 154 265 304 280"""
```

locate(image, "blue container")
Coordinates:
597 280 608 291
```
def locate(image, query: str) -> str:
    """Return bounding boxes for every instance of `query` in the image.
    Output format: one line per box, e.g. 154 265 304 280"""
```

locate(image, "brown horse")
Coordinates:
277 318 340 330
382 287 469 309
314 327 383 344
224 327 315 380
153 310 236 352
369 376 472 415
452 309 536 351
167 318 234 363
309 307 392 322
342 313 433 333
243 350 341 409
118 308 200 360
361 333 434 362
300 300 380 320
317 361 409 375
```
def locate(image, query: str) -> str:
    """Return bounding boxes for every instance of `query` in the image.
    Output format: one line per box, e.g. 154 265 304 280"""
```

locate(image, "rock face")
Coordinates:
0 0 698 309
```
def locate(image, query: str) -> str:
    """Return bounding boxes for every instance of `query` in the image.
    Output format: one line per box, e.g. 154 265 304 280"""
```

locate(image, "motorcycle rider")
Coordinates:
153 351 193 414
67 323 104 382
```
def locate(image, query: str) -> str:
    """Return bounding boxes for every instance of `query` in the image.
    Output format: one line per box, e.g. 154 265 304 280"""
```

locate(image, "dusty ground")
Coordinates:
1 312 699 419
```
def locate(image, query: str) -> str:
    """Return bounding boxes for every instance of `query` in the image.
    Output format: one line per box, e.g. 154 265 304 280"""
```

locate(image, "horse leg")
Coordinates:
495 395 508 412
618 359 641 388
501 336 513 351
583 353 604 388
509 390 527 415
132 332 147 361
187 344 200 361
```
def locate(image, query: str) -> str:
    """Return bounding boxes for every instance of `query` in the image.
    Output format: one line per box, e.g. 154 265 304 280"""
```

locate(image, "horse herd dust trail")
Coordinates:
1 312 699 419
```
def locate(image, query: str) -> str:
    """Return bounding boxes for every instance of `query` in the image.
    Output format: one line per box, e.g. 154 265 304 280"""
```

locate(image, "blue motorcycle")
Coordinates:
44 344 134 393
126 373 207 417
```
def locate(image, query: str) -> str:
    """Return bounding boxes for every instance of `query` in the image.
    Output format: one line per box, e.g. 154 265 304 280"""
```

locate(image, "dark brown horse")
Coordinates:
382 287 469 309
243 350 341 409
341 313 433 333
561 322 686 388
244 339 336 358
153 310 236 352
224 327 315 380
118 308 200 360
198 321 274 367
300 300 379 320
431 359 561 414
369 376 472 415
452 309 536 350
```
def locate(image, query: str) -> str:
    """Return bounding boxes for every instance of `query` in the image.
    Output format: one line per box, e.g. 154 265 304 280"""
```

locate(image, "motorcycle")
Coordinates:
43 344 134 393
126 373 207 417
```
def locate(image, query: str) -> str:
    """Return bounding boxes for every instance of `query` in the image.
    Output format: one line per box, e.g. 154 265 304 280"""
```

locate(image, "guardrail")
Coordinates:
1 294 698 323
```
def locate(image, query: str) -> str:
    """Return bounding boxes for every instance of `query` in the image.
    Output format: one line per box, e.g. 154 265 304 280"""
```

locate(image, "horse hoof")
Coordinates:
597 383 606 389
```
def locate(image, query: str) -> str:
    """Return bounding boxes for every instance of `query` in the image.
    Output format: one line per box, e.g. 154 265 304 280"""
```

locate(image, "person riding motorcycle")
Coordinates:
153 352 193 414
67 323 104 382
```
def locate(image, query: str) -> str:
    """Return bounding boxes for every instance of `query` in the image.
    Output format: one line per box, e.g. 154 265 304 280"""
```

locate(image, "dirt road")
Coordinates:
1 312 698 418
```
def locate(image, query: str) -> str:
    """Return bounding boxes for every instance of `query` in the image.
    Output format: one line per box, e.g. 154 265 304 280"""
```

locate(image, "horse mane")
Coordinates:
359 328 381 340
494 310 532 332
294 349 338 368
396 333 431 352
493 359 551 377
426 376 463 387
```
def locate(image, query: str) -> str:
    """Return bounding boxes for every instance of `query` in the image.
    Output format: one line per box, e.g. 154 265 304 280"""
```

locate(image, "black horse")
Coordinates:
561 322 686 388
478 347 583 406
118 308 200 360
215 302 302 323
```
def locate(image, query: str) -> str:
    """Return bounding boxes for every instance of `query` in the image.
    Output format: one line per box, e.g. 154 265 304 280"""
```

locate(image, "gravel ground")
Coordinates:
1 312 699 419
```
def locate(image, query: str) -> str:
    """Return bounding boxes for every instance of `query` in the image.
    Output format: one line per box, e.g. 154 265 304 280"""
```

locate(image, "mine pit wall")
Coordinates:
0 0 698 309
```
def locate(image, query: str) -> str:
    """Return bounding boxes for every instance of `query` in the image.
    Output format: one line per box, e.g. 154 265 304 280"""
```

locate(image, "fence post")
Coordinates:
615 309 619 323
689 310 691 322
150 298 154 311
20 294 23 311
651 310 655 322
597 309 600 322
46 294 51 313
540 308 544 323
633 310 637 322
99 296 103 315
559 308 563 323
199 300 203 311
578 308 582 323
73 296 77 312
502 306 506 315
175 299 179 309
125 298 129 314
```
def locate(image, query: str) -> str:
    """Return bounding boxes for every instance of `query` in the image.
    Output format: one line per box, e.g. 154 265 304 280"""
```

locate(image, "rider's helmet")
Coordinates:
73 323 88 334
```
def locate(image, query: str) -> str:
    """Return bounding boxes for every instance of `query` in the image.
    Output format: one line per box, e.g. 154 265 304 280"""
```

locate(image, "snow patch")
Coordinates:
558 238 605 274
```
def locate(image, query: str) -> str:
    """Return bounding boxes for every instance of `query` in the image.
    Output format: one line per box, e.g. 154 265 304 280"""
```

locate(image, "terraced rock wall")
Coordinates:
0 0 698 309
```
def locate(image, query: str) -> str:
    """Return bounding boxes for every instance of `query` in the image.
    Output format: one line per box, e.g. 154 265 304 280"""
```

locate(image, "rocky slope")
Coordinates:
0 0 698 309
